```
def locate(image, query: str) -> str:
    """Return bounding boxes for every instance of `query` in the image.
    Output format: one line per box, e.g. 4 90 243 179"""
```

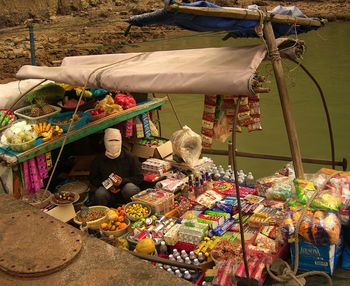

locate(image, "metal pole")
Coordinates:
27 23 36 66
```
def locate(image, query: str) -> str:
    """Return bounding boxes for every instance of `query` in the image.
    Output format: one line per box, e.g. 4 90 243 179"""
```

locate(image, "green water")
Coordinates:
127 22 350 179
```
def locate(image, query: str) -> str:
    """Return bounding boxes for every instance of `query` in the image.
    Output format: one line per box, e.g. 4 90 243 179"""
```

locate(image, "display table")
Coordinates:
0 98 167 164
0 194 191 286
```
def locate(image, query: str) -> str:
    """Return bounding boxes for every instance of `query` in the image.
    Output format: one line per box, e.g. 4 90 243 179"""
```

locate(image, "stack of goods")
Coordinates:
134 112 159 139
142 158 171 177
0 109 15 130
114 92 136 137
131 189 174 215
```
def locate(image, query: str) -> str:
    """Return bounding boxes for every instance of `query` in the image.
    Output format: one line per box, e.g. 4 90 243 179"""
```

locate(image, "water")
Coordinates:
125 22 350 179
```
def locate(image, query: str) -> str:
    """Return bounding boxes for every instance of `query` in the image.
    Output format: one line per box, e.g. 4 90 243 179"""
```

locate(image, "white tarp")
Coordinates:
16 39 292 95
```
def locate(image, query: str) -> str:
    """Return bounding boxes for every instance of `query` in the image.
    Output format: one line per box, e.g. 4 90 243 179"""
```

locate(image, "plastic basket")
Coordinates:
14 105 61 124
48 111 91 133
125 201 152 221
73 205 109 230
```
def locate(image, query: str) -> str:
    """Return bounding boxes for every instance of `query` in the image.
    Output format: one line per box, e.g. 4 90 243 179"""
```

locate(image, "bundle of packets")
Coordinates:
212 260 237 286
212 181 257 197
235 258 267 286
247 203 285 228
196 190 224 208
194 236 221 257
178 219 209 245
102 173 122 189
130 215 177 243
155 179 184 193
142 158 171 176
255 174 293 201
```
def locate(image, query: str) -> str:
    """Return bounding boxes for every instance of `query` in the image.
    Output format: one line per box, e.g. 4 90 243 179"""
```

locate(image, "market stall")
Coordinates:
1 1 349 286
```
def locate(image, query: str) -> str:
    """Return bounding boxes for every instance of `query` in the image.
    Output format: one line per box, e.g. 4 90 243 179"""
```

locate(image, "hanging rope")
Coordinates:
286 55 335 169
166 94 183 129
42 53 145 198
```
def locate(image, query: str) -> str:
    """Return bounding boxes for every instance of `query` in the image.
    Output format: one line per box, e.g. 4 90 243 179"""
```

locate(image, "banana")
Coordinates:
34 124 40 134
43 122 47 132
46 122 51 132
39 123 43 133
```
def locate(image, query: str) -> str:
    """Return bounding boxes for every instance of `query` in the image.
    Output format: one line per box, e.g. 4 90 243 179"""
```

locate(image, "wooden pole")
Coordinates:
263 21 304 179
166 5 322 27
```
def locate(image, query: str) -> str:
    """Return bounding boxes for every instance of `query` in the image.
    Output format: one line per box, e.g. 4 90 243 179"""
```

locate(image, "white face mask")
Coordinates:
104 128 122 159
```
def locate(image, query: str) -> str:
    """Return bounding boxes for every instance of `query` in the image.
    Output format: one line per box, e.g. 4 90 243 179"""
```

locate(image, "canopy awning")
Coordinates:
126 1 320 38
16 38 299 95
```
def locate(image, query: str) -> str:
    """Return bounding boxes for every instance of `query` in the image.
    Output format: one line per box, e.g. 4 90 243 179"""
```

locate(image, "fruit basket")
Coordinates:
74 205 109 230
84 108 106 122
48 111 91 133
125 201 152 222
14 105 61 124
101 217 130 237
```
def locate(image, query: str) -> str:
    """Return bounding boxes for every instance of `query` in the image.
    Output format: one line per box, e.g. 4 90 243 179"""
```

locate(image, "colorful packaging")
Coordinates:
141 112 151 138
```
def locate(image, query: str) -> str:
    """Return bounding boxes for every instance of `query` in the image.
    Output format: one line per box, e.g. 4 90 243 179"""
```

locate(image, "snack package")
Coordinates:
294 178 343 212
135 116 144 138
213 260 237 286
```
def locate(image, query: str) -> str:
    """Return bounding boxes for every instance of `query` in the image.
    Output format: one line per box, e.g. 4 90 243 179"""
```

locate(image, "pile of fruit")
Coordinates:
125 203 150 219
88 108 105 117
95 95 123 115
101 206 128 231
33 122 63 141
1 121 37 152
53 191 76 204
30 99 56 118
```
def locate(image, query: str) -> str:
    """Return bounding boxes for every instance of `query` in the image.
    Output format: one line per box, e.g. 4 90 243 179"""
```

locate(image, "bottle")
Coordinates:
193 258 201 265
160 241 168 255
194 180 201 198
80 222 89 233
227 164 233 174
189 251 196 260
183 270 192 280
181 250 188 259
230 172 236 183
238 175 245 186
246 172 255 188
185 257 192 265
207 175 214 190
176 256 184 263
197 252 205 263
167 268 173 274
163 264 170 270
175 269 182 278
169 254 175 261
223 171 230 182
213 171 220 181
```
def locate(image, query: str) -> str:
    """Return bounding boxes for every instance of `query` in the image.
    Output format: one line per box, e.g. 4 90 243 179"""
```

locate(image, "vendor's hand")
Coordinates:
113 176 123 187
109 186 121 194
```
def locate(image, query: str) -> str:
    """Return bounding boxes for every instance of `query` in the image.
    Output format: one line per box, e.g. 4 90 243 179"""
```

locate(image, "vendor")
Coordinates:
89 128 143 206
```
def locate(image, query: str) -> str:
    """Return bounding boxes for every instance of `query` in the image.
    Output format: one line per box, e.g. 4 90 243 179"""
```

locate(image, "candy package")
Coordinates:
255 174 293 200
213 260 237 286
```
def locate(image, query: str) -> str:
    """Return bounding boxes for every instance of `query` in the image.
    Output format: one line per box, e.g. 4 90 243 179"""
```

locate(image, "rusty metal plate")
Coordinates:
0 210 82 277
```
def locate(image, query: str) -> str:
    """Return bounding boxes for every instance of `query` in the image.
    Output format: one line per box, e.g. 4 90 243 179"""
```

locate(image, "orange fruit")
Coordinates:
101 222 108 229
111 225 116 231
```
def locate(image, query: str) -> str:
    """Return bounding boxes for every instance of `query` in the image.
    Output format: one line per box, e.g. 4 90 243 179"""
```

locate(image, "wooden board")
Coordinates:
0 210 82 277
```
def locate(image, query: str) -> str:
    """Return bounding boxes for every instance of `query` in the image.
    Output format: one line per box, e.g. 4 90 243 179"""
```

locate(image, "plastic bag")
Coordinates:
170 125 202 168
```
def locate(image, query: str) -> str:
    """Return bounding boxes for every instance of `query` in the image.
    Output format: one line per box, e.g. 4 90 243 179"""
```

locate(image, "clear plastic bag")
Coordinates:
170 125 202 168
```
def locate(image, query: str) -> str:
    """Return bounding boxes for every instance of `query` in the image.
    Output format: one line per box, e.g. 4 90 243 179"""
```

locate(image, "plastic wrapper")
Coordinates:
294 178 343 212
171 125 202 168
213 260 237 286
95 94 123 115
211 240 242 263
255 174 292 200
282 207 341 244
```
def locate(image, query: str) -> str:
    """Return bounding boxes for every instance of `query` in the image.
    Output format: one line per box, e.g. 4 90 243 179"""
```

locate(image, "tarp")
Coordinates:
126 1 319 38
16 38 296 95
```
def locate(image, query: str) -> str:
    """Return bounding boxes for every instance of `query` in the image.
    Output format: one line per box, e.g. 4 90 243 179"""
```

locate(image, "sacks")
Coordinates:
170 126 202 168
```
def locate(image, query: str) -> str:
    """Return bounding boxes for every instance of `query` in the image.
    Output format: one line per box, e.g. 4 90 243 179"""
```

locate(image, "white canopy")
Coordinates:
16 38 293 95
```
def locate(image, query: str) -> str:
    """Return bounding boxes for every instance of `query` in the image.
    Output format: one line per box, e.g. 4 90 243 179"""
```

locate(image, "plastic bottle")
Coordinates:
183 270 192 280
172 249 179 258
193 258 201 265
176 256 184 263
180 250 188 259
197 252 205 263
160 241 168 255
189 251 196 260
246 171 255 188
227 165 233 174
238 175 245 187
185 257 192 265
175 269 182 278
169 254 175 261
167 268 173 274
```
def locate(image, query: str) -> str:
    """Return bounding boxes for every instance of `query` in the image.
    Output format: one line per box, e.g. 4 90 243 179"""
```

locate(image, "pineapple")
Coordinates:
30 97 54 117
42 104 55 115
30 106 42 117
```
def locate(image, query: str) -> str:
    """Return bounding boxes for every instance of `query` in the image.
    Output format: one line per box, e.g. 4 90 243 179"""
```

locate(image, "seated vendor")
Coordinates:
89 128 143 206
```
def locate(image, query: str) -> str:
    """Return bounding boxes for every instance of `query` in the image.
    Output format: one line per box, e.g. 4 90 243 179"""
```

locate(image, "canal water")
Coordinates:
126 22 350 179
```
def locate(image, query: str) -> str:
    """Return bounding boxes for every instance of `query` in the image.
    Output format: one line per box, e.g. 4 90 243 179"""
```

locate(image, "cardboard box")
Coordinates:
291 238 343 275
132 138 173 159
46 203 76 223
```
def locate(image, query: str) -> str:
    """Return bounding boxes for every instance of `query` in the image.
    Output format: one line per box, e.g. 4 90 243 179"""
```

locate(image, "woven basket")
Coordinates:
101 218 130 237
22 189 51 209
73 205 109 230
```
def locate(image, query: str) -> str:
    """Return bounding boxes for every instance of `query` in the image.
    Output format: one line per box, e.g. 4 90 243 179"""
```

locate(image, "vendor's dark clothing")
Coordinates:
89 150 143 189
89 150 143 206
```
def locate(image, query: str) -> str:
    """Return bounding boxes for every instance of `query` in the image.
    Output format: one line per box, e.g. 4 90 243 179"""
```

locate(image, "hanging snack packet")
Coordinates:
135 116 144 138
141 112 151 138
